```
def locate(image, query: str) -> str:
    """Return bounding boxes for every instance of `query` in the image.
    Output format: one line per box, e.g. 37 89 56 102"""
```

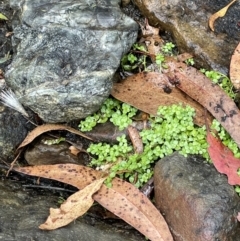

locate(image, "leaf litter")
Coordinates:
39 177 107 230
113 54 240 149
15 164 173 241
112 17 240 225
111 71 212 127
168 63 240 149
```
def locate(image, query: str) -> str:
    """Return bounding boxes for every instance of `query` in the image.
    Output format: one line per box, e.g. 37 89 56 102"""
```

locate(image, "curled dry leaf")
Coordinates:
230 42 240 89
208 0 237 31
17 124 92 150
127 126 143 154
15 164 173 241
111 72 211 126
207 132 240 185
39 177 106 230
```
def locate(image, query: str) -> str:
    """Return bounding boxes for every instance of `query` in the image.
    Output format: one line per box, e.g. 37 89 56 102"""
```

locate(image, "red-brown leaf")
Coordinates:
127 126 143 154
207 132 240 185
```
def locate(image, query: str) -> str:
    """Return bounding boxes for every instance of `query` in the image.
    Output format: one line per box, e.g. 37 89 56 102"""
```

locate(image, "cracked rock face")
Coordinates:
6 0 138 123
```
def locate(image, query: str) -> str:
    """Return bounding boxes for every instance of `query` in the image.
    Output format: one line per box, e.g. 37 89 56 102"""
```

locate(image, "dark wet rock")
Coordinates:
0 179 145 241
24 136 86 166
5 0 138 123
133 0 239 74
154 152 240 241
85 121 150 143
0 107 28 162
86 121 128 143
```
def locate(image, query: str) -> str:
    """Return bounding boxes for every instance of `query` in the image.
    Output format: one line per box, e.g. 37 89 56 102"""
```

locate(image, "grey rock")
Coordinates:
133 0 239 74
0 179 145 241
6 0 138 123
154 152 240 241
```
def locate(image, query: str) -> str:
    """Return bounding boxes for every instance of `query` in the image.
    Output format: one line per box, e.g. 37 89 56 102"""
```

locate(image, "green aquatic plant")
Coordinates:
79 98 137 131
120 42 175 72
201 69 236 99
161 42 175 55
121 43 148 71
84 102 209 187
185 57 195 66
141 105 209 159
155 53 166 72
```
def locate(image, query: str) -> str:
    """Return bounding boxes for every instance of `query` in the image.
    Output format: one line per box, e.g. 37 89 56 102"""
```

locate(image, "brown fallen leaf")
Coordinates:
209 0 237 31
15 164 173 241
127 126 143 154
139 18 164 57
166 61 240 149
230 42 240 89
39 177 106 230
69 145 81 156
17 124 92 151
111 72 211 126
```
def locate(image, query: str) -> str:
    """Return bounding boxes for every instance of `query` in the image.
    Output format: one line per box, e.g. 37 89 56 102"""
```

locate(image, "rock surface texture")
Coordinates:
6 0 138 123
154 152 240 241
133 0 239 74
